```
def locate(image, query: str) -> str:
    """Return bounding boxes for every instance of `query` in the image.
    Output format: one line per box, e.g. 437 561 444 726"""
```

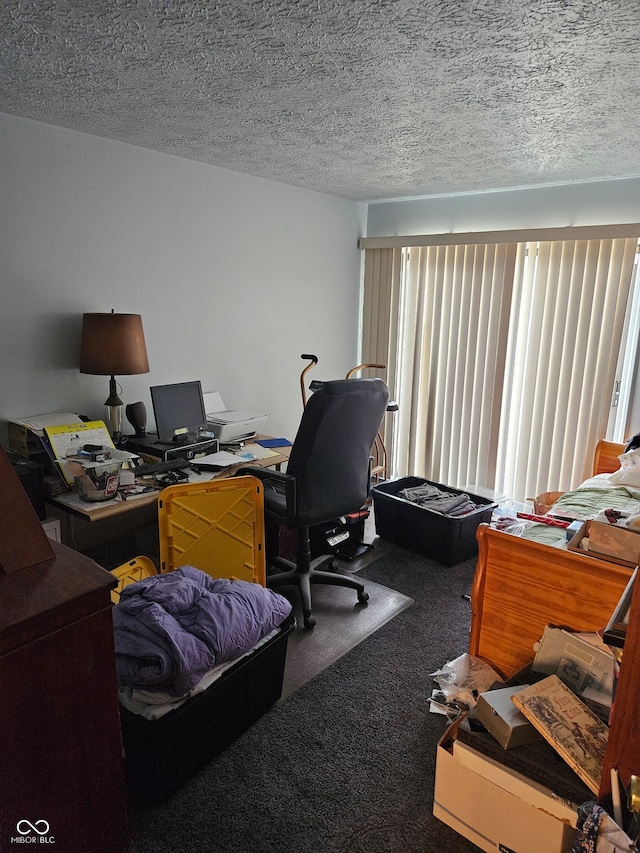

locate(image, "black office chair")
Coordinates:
238 378 389 629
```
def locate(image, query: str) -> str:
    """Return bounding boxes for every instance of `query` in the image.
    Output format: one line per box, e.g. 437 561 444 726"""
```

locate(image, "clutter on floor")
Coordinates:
432 611 636 852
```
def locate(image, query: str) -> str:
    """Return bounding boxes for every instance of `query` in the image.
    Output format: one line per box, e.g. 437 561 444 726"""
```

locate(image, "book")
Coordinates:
511 674 609 795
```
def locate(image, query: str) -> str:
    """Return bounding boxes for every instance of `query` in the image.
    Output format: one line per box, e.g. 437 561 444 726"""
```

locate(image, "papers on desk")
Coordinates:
42 420 138 486
193 450 251 469
42 420 113 485
240 444 279 460
193 444 282 470
11 412 83 435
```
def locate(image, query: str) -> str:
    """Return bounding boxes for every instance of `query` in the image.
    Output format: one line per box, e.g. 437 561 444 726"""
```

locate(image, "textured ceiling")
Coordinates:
2 0 640 202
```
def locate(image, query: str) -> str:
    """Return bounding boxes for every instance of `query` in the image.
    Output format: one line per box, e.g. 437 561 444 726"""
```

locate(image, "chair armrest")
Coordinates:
235 465 297 523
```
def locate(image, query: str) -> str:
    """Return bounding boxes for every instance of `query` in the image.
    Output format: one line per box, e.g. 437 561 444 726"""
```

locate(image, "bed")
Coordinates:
469 440 636 679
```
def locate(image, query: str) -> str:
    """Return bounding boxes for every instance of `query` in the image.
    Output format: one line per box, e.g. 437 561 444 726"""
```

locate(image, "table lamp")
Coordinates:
80 310 150 437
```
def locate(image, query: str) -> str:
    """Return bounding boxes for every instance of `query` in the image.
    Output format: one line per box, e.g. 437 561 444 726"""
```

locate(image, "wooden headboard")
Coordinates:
593 439 625 476
469 438 630 679
470 526 632 678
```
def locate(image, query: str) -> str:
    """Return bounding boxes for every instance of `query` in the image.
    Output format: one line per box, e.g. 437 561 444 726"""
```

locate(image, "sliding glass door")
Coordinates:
362 230 640 503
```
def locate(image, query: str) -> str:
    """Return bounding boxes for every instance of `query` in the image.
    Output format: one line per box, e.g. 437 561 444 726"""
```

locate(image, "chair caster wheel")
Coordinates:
303 614 316 629
358 590 369 605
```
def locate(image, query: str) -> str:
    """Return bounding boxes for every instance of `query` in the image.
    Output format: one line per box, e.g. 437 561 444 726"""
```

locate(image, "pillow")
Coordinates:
608 447 640 486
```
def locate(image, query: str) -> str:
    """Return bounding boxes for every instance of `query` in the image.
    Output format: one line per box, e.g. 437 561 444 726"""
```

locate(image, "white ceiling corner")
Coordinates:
2 0 640 202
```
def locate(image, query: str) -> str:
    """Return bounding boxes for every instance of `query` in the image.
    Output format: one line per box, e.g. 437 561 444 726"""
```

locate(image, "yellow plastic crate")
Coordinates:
158 475 266 586
111 556 158 603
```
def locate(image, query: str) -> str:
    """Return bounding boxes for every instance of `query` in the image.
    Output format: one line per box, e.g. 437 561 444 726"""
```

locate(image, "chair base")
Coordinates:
267 554 369 629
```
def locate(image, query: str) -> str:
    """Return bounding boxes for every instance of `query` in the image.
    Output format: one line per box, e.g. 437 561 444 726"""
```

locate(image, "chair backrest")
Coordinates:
286 378 389 526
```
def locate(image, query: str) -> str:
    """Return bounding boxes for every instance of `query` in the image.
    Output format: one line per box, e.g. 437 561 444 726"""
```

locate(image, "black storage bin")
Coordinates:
371 477 497 565
119 613 295 801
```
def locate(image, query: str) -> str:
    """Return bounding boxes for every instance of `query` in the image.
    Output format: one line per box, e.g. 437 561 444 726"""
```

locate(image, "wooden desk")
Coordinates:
47 443 290 552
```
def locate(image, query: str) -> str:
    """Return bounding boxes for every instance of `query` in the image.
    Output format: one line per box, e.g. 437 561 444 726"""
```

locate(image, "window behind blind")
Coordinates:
361 230 639 503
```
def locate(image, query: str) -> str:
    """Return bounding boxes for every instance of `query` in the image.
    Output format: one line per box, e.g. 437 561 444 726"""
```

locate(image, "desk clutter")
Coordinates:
6 367 278 512
432 598 637 852
7 376 271 495
6 410 286 512
7 414 136 502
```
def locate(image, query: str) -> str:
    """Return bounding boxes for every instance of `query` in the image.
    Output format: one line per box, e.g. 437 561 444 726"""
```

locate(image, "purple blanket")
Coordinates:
113 565 292 696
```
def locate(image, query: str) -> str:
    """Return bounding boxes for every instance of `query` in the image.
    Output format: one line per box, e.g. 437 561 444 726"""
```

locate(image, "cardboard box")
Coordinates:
433 718 578 853
531 626 615 713
568 519 640 568
455 723 593 808
7 420 42 458
476 685 543 749
452 740 579 825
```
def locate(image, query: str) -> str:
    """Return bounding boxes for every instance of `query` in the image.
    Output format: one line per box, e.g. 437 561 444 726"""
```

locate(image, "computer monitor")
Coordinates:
150 381 208 444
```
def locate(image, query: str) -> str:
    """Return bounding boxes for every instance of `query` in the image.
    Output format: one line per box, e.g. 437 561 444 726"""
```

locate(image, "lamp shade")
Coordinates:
80 312 149 376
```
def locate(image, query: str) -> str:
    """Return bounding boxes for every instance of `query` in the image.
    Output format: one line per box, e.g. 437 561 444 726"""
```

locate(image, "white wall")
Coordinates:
366 179 640 236
0 113 366 447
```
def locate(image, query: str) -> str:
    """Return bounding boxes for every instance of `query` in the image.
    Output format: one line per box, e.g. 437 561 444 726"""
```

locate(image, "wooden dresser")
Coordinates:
0 447 127 853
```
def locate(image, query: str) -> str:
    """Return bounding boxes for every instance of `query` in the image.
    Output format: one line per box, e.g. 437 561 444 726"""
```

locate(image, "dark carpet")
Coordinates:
281 576 414 698
126 548 481 853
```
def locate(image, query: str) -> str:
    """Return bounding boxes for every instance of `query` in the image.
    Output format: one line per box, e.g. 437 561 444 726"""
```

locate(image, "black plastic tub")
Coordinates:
371 477 497 566
119 613 295 801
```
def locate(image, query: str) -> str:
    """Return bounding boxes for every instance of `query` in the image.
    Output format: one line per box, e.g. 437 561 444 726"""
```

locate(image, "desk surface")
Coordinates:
48 441 291 523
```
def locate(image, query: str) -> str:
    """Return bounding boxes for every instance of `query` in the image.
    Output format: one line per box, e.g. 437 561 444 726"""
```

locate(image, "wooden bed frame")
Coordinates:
469 439 632 678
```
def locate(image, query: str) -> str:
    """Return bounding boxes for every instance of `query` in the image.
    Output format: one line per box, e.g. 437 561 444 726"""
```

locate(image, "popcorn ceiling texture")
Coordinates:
1 0 639 201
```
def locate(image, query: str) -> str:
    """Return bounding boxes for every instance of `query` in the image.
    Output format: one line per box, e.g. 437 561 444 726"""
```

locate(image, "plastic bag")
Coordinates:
609 447 640 487
572 802 637 852
429 653 502 717
493 514 534 536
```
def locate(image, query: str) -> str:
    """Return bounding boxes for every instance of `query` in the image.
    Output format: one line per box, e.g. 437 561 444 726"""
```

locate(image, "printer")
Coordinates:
203 392 267 443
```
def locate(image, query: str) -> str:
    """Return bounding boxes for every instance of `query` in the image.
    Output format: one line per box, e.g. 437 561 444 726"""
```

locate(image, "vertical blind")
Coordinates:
361 230 639 502
361 246 403 465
